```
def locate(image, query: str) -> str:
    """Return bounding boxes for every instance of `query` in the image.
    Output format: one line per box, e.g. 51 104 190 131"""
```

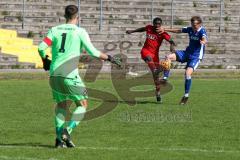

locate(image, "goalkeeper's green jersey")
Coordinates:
38 24 101 78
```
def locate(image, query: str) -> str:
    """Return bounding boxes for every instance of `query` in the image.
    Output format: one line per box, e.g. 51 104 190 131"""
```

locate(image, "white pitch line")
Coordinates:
75 146 240 154
0 145 239 154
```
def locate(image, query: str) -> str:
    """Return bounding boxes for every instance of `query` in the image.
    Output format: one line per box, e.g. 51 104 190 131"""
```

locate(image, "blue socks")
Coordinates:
163 70 170 80
185 75 192 97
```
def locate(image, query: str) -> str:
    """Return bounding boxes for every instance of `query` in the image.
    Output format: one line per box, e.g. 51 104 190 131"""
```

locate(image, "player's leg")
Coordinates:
152 56 162 103
179 67 193 105
52 76 88 147
163 70 170 81
141 52 162 103
180 59 200 105
143 55 157 72
162 53 177 81
166 50 193 105
64 77 88 135
62 99 87 148
50 76 72 147
55 100 72 148
66 100 87 134
141 48 159 71
185 67 194 97
141 49 164 103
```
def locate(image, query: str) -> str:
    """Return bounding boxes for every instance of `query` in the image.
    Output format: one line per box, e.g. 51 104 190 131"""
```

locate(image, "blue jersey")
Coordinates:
182 26 207 60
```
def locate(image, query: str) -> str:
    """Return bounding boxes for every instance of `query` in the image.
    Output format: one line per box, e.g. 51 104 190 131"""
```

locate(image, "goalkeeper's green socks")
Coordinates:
67 106 86 134
55 107 66 140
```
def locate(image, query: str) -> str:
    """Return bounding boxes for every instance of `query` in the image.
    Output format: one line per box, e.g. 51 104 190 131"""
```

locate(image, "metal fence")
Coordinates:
95 0 224 32
19 0 224 32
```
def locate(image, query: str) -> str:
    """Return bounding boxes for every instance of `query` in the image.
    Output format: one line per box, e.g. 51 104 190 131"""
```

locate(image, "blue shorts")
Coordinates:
175 50 201 70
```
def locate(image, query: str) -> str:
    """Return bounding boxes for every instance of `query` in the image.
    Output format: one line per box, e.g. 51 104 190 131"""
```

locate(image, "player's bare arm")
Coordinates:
157 28 182 34
126 27 146 34
169 38 176 53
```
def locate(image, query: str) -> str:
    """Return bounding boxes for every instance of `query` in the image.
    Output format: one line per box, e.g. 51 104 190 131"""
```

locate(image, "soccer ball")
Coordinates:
160 59 171 71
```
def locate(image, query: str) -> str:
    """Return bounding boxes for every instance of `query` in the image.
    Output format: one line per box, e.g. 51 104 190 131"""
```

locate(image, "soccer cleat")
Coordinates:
62 129 75 148
179 96 189 105
55 138 67 148
156 95 162 103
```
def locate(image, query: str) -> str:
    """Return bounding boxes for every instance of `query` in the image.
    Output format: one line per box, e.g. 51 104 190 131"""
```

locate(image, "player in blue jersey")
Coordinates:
158 16 207 105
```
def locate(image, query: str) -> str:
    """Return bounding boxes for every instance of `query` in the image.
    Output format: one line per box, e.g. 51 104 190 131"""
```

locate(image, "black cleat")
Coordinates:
179 96 189 105
62 129 75 148
156 95 163 103
55 138 67 148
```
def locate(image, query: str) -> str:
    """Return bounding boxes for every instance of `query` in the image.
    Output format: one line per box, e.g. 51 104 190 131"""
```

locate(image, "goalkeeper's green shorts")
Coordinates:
49 76 88 103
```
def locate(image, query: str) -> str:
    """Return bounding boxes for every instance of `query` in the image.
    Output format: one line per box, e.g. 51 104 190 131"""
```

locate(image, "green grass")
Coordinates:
0 75 240 160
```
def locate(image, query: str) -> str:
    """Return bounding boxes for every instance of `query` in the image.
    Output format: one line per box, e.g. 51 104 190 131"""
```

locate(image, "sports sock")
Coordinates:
67 106 86 134
153 70 160 94
55 107 66 140
147 61 156 72
184 93 189 97
163 70 170 79
155 81 160 94
185 75 192 97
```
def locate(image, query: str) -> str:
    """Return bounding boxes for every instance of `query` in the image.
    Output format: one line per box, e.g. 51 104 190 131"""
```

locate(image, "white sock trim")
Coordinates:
72 106 86 121
185 76 191 80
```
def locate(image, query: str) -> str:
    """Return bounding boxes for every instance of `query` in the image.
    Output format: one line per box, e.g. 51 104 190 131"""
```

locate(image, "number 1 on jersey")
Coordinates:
59 33 67 53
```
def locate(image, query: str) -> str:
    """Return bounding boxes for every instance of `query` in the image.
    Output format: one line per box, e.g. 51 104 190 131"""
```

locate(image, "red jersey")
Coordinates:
142 25 171 54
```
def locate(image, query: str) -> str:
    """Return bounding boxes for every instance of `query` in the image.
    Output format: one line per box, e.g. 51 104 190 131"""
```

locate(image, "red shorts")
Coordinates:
141 48 160 70
141 48 159 63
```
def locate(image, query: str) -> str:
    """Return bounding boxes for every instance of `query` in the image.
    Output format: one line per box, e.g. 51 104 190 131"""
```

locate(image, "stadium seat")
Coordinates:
0 28 51 68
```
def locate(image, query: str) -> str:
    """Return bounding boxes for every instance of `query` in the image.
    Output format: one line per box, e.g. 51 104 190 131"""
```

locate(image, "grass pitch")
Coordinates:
0 72 240 160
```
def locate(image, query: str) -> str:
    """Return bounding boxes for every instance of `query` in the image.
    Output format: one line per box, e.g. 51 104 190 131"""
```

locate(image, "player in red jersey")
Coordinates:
126 17 176 103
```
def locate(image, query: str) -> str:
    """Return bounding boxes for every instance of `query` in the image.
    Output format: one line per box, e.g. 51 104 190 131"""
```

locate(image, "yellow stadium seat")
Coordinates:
0 29 17 38
0 28 51 68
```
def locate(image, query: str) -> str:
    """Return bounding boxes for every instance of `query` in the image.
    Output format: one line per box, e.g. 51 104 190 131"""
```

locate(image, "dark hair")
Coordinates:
153 17 162 24
64 5 78 20
191 16 202 24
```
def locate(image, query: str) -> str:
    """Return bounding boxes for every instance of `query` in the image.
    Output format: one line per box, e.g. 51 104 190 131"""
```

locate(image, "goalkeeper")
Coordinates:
38 5 121 148
126 17 176 103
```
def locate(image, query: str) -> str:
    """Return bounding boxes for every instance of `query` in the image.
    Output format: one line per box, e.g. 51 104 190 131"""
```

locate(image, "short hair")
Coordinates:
191 16 202 24
64 5 78 20
153 17 162 24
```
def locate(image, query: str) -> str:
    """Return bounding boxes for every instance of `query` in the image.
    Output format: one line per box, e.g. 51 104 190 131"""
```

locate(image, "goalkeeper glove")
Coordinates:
107 55 122 68
42 55 51 71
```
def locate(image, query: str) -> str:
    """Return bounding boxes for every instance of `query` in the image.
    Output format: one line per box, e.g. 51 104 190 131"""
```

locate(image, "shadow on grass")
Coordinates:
224 92 240 95
0 143 54 149
92 99 184 106
104 99 166 105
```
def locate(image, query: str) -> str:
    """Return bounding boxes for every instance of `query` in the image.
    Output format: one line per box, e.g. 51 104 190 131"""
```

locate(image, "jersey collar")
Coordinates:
192 26 202 34
197 26 202 32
